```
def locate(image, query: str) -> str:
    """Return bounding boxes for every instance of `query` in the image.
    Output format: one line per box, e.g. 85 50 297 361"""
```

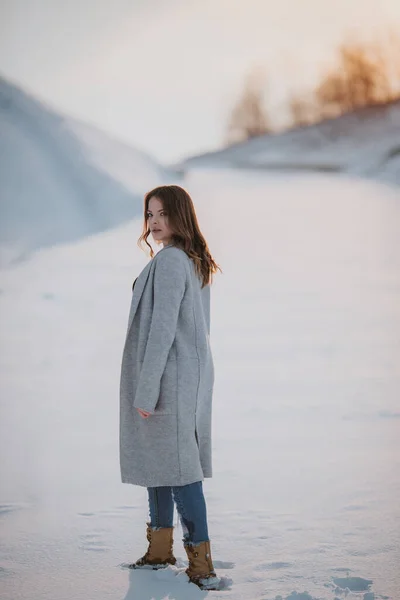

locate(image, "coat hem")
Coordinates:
121 473 211 488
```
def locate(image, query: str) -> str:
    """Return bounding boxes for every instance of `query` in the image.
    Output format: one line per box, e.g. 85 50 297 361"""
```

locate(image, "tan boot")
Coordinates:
184 540 221 590
131 522 177 569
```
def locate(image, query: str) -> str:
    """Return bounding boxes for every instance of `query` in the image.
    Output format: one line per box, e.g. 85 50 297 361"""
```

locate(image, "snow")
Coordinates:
1 166 400 600
178 101 400 187
0 77 175 267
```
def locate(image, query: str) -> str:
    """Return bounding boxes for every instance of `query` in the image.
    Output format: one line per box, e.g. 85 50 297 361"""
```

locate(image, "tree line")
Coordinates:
226 32 400 144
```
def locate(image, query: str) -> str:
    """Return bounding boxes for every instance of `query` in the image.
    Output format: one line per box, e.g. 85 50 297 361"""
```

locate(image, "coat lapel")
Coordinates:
125 245 171 334
126 260 153 332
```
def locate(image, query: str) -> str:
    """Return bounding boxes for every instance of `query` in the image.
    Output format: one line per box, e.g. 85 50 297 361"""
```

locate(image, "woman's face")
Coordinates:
147 196 173 246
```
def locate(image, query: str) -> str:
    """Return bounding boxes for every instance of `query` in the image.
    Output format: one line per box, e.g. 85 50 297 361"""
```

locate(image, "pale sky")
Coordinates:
1 0 400 163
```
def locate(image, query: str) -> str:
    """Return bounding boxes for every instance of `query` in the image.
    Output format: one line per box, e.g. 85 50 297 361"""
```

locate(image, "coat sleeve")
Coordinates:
200 283 211 335
133 251 187 414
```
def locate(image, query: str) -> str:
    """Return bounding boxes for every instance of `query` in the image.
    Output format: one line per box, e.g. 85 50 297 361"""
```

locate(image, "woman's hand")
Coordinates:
137 407 151 419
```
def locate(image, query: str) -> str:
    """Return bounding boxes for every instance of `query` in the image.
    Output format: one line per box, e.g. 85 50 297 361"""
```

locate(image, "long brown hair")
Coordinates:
137 184 222 288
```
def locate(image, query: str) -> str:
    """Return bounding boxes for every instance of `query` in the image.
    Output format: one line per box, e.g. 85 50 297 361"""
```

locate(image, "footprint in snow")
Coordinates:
78 532 108 553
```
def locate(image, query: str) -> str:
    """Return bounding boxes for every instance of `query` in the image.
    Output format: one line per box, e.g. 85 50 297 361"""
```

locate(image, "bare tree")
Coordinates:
288 92 318 127
315 36 400 119
375 29 400 99
226 67 271 144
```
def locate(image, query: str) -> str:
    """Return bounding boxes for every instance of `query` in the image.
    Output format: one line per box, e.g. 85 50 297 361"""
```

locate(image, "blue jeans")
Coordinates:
147 480 209 546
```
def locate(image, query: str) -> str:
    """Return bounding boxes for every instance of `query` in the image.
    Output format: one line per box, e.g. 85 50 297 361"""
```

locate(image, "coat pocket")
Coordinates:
154 358 178 415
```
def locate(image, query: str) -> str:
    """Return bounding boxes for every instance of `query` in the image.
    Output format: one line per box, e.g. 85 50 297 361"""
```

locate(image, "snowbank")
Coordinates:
0 77 175 266
178 101 400 187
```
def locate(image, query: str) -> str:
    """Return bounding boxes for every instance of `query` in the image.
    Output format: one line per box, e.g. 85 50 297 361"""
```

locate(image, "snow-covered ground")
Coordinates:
1 167 399 600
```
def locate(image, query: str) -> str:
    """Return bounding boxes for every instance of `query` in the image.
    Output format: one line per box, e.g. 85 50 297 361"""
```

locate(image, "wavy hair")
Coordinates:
137 184 222 288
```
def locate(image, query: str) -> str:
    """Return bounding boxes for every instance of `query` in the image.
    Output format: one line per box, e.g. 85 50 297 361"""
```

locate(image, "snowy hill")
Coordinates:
178 101 400 187
0 77 176 265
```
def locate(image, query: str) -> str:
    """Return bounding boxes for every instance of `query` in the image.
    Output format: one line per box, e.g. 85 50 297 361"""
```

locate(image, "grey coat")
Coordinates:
119 244 215 487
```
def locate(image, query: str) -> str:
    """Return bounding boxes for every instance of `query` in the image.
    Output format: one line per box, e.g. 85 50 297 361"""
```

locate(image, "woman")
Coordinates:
119 184 222 591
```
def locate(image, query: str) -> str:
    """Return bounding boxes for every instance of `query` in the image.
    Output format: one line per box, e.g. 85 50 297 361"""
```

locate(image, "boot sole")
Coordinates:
189 574 221 590
126 562 175 570
194 578 221 591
